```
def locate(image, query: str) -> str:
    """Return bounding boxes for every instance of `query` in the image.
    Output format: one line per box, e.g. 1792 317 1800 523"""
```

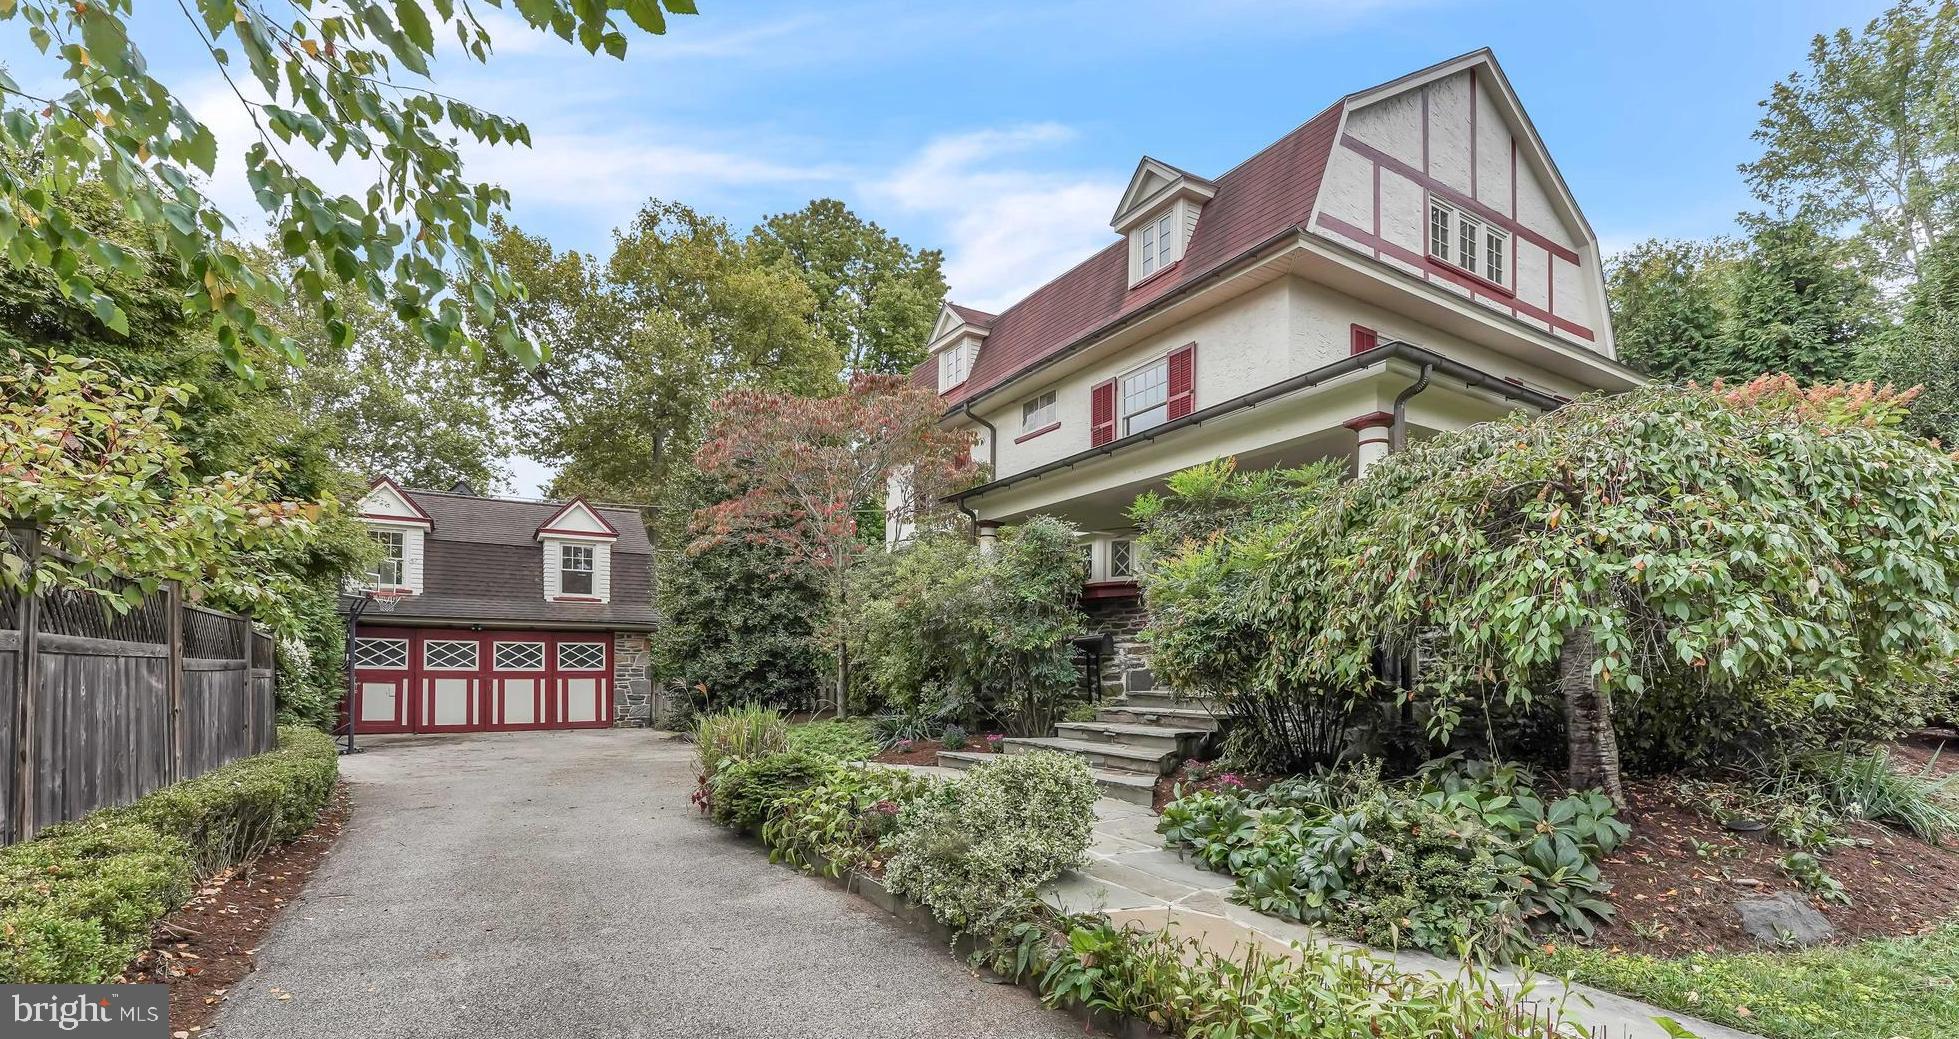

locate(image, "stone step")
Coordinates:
1094 705 1220 731
1120 689 1215 711
1002 736 1182 776
1055 720 1208 756
935 750 1158 805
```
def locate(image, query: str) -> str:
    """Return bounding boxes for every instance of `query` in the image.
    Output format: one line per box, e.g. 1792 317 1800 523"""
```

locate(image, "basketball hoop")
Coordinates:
366 587 408 613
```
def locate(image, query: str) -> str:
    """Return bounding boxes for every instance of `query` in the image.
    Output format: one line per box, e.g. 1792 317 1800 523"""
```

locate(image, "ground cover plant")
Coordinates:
1017 917 1579 1039
1158 758 1627 960
0 727 338 983
763 764 941 877
1547 923 1959 1039
787 719 879 762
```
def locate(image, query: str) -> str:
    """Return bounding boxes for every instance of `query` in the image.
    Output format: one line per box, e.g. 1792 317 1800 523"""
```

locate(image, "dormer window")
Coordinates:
560 544 595 595
1137 212 1176 278
939 341 974 388
369 530 406 587
926 302 993 394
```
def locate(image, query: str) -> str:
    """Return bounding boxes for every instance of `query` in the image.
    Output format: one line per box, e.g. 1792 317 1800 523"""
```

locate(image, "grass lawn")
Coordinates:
1547 923 1959 1039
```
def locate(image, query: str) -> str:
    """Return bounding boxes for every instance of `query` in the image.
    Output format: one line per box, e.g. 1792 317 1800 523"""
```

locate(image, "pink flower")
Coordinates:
1217 773 1246 788
870 800 900 815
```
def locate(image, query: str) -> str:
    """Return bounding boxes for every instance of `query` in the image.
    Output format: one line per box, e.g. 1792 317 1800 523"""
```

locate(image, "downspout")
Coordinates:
959 401 998 544
1389 363 1433 453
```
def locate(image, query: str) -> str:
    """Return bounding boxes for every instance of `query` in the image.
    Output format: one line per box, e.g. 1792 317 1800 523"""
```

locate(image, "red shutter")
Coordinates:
1350 324 1378 355
1090 379 1116 446
1166 343 1196 420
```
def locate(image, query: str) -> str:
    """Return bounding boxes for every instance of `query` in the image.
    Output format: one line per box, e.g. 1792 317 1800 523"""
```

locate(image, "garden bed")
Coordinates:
119 783 351 1034
870 738 1003 766
1584 774 1959 957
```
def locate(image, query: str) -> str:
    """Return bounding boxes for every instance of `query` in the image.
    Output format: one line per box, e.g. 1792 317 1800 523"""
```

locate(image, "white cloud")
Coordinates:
870 124 1122 311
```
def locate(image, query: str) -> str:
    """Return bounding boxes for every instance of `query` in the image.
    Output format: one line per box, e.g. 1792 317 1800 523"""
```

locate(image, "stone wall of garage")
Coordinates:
614 632 653 724
1080 590 1153 699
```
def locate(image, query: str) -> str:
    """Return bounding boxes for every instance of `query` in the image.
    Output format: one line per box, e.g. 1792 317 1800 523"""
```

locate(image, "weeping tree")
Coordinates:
1142 380 1959 802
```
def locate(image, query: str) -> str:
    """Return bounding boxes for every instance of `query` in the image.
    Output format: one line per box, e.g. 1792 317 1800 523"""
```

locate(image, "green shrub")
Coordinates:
0 726 336 983
884 750 1098 947
1789 748 1959 844
786 720 878 762
708 750 830 829
763 764 941 876
1026 917 1575 1038
1158 759 1626 960
940 724 968 751
106 726 339 873
692 704 789 788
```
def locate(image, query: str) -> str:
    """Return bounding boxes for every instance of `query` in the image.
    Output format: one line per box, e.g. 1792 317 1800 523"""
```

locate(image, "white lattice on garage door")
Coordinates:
353 638 408 669
493 641 545 671
424 639 479 670
557 641 606 671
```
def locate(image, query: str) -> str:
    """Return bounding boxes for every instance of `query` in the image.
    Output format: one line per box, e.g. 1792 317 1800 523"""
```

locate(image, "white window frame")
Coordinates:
1427 197 1508 288
423 639 479 672
493 641 546 672
560 543 595 596
1109 538 1136 580
938 340 972 389
353 637 409 670
1020 390 1057 433
557 641 608 672
1119 355 1172 436
369 529 406 587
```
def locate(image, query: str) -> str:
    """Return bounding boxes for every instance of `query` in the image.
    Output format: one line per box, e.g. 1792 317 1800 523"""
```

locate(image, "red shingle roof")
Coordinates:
915 101 1344 407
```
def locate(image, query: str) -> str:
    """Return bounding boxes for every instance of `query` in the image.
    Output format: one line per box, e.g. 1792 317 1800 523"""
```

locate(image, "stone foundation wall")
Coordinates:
1080 592 1154 698
614 632 653 725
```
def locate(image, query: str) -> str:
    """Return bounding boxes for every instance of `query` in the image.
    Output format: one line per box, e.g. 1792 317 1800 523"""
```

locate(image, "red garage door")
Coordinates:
350 628 613 733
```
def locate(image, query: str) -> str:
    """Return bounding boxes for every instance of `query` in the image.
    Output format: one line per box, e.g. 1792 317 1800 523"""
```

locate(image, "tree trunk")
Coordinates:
1559 628 1625 807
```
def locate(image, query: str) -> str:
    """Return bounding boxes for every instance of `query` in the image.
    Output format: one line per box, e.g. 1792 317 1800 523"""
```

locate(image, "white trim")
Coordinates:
423 639 479 671
1019 389 1058 433
492 640 547 672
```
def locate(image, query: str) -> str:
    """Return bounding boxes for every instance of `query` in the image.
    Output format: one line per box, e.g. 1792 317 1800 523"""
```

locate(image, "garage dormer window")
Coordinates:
1428 198 1508 287
369 530 406 587
1136 211 1177 278
561 543 595 595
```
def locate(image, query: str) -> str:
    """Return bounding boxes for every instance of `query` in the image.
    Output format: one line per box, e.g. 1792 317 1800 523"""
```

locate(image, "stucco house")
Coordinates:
342 478 658 733
905 49 1642 696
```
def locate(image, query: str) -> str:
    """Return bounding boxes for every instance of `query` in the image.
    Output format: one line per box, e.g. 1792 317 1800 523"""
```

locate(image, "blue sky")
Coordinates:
1 0 1894 492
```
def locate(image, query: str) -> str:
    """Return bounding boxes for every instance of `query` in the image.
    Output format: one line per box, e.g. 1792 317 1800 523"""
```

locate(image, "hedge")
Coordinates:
0 726 339 983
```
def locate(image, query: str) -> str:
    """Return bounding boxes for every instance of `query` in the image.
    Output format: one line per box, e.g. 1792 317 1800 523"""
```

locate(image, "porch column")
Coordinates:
1344 411 1394 476
976 521 1003 556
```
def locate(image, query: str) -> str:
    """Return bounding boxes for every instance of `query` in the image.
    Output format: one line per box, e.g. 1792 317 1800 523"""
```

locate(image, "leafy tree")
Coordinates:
252 250 514 492
1146 380 1959 803
652 468 826 719
1604 239 1730 382
1868 233 1959 443
693 374 977 716
0 0 696 374
481 206 837 502
1743 0 1959 283
0 352 364 631
1716 215 1877 382
750 199 949 375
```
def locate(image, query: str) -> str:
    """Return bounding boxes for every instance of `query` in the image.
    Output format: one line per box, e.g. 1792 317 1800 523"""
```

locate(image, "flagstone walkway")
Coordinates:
1047 790 1759 1039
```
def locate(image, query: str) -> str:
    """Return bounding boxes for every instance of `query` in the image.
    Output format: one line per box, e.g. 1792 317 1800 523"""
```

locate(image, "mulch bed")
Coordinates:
1892 727 1958 777
1577 772 1959 957
870 739 1005 767
119 784 352 1036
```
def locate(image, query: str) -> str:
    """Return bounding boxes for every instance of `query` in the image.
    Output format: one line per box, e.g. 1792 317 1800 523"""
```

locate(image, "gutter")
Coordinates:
957 401 997 542
951 340 1561 504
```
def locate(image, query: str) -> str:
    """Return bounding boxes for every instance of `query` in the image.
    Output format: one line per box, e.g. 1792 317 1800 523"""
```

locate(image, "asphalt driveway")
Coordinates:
212 729 1078 1039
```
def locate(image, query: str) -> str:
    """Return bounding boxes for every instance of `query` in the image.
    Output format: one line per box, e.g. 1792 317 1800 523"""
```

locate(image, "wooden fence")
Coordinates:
1 526 278 846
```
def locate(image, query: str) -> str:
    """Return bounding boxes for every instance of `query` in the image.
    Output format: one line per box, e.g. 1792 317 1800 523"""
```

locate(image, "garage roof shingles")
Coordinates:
913 102 1343 408
374 489 657 631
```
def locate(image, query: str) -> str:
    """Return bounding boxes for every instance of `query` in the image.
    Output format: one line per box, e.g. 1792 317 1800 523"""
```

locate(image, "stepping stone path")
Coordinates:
936 684 1217 804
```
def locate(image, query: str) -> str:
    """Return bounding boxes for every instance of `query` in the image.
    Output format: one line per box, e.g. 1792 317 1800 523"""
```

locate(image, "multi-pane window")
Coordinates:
1020 390 1057 433
561 544 595 595
1427 199 1508 287
1121 357 1170 435
558 642 607 671
1078 541 1094 579
369 529 405 586
493 641 545 671
353 638 408 670
1137 212 1176 277
939 342 972 388
424 639 478 671
1110 539 1135 579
